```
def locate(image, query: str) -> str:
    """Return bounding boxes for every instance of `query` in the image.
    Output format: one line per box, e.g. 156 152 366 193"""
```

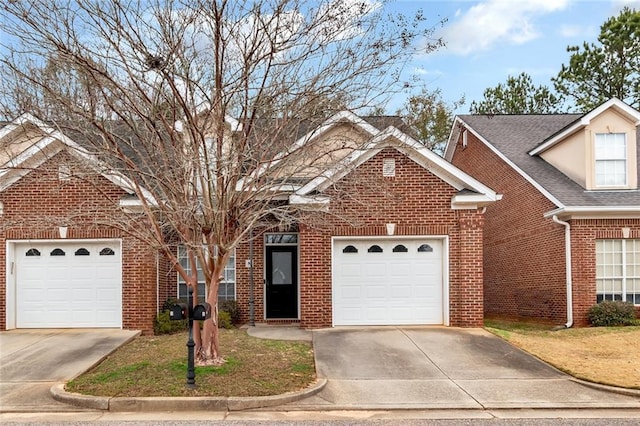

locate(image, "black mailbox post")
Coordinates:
169 287 211 388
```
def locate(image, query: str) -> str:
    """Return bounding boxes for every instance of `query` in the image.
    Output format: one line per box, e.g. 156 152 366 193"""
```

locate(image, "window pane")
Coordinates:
595 133 626 160
177 246 236 301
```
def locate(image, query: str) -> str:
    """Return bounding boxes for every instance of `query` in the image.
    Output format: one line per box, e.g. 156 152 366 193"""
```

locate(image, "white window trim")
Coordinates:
596 239 639 305
176 246 236 302
594 133 627 188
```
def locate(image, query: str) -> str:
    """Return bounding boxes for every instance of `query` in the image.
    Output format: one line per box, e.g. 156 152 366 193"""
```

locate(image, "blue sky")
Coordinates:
384 0 640 113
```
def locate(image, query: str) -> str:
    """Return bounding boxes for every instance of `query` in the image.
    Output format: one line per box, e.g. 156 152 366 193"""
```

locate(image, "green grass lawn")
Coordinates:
66 329 316 397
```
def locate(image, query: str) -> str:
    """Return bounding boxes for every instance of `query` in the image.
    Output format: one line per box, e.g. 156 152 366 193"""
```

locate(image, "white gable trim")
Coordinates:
447 117 564 209
0 116 156 205
529 98 640 156
240 110 382 189
294 125 499 204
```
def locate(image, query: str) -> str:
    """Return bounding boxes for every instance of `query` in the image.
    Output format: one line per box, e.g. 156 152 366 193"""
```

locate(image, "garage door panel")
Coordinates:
334 238 444 326
15 241 122 328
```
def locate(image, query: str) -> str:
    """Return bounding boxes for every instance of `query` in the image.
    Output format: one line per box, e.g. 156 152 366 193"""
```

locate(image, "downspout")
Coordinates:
156 251 160 314
552 215 573 328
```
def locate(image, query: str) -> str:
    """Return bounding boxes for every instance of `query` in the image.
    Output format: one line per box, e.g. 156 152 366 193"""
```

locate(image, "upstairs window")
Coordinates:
595 133 626 187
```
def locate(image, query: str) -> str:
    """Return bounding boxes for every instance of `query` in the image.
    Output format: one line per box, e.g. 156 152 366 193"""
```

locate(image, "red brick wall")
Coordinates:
235 231 266 325
0 151 159 333
450 130 568 324
571 219 640 325
295 147 485 328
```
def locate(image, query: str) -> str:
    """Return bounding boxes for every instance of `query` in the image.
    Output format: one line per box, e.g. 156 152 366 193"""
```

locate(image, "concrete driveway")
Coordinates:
289 327 640 410
0 329 138 413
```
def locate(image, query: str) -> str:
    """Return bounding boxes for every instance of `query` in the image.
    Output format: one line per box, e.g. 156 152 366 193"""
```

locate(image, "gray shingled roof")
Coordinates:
458 114 640 208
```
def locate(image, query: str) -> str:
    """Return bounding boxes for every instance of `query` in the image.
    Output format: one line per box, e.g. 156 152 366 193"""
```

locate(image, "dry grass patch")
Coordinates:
485 320 640 389
66 329 315 397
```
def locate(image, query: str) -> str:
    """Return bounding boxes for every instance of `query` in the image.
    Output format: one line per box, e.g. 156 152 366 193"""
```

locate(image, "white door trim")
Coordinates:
331 235 449 327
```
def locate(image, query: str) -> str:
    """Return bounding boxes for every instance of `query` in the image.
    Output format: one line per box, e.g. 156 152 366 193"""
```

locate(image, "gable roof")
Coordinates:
0 114 156 205
445 109 640 213
292 125 500 209
529 98 640 156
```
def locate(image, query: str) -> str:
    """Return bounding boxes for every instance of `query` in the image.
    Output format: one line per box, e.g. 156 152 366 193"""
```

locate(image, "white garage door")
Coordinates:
333 238 444 326
15 241 122 328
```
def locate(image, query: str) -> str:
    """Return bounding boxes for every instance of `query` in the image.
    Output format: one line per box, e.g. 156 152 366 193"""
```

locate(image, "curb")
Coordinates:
569 378 640 398
51 378 327 412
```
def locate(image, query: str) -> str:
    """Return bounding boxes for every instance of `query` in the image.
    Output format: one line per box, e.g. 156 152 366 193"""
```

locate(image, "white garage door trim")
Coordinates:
5 239 123 329
332 236 449 327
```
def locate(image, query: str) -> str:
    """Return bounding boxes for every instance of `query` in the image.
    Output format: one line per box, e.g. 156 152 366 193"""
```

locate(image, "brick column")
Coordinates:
450 210 484 327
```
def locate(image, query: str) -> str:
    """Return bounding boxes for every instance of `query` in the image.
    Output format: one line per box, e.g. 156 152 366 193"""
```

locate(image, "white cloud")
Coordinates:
439 0 571 56
413 67 443 77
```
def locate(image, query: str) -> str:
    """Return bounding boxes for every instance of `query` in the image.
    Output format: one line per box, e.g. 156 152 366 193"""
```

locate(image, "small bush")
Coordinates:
218 311 233 329
588 301 637 327
154 311 188 335
219 300 241 324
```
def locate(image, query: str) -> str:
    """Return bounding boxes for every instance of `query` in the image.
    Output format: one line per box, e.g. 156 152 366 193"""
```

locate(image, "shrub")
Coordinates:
218 311 233 329
153 311 188 335
219 300 241 324
588 301 637 327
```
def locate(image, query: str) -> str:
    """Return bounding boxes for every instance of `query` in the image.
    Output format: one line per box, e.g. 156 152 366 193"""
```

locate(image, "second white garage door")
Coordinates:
15 240 122 328
333 238 444 326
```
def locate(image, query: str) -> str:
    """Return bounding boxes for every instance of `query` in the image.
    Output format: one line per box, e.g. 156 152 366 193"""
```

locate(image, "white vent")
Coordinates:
58 164 71 181
382 158 395 177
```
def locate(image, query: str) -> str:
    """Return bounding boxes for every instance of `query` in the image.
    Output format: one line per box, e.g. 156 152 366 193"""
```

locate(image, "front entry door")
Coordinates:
266 246 298 318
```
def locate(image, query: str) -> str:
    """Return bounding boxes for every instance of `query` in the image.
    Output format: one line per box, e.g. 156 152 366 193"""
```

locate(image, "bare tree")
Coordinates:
0 0 443 365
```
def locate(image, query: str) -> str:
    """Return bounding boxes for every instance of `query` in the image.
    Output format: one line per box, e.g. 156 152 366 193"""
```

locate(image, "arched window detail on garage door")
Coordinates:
75 248 90 256
50 248 65 256
25 248 41 256
417 244 433 253
100 248 115 256
392 244 408 253
342 245 358 253
368 245 383 253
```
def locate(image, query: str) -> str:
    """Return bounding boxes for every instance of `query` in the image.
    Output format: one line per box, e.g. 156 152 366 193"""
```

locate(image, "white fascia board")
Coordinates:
530 98 640 156
389 127 498 199
585 98 640 125
0 136 61 191
297 125 500 201
451 193 496 210
243 111 381 187
289 194 330 206
0 113 62 142
296 146 379 196
443 117 463 161
119 198 146 214
545 205 640 219
287 110 380 157
528 121 583 156
458 121 565 209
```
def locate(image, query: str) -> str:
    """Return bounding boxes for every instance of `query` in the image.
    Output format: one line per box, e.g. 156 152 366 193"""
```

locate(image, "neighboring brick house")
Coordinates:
1 111 499 333
445 98 640 326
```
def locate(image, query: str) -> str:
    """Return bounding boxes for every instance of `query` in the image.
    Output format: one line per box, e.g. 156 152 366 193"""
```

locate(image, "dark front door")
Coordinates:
266 245 298 318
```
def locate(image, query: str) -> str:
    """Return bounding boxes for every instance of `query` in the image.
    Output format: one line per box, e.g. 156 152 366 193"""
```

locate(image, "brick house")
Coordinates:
1 111 498 333
445 98 640 326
